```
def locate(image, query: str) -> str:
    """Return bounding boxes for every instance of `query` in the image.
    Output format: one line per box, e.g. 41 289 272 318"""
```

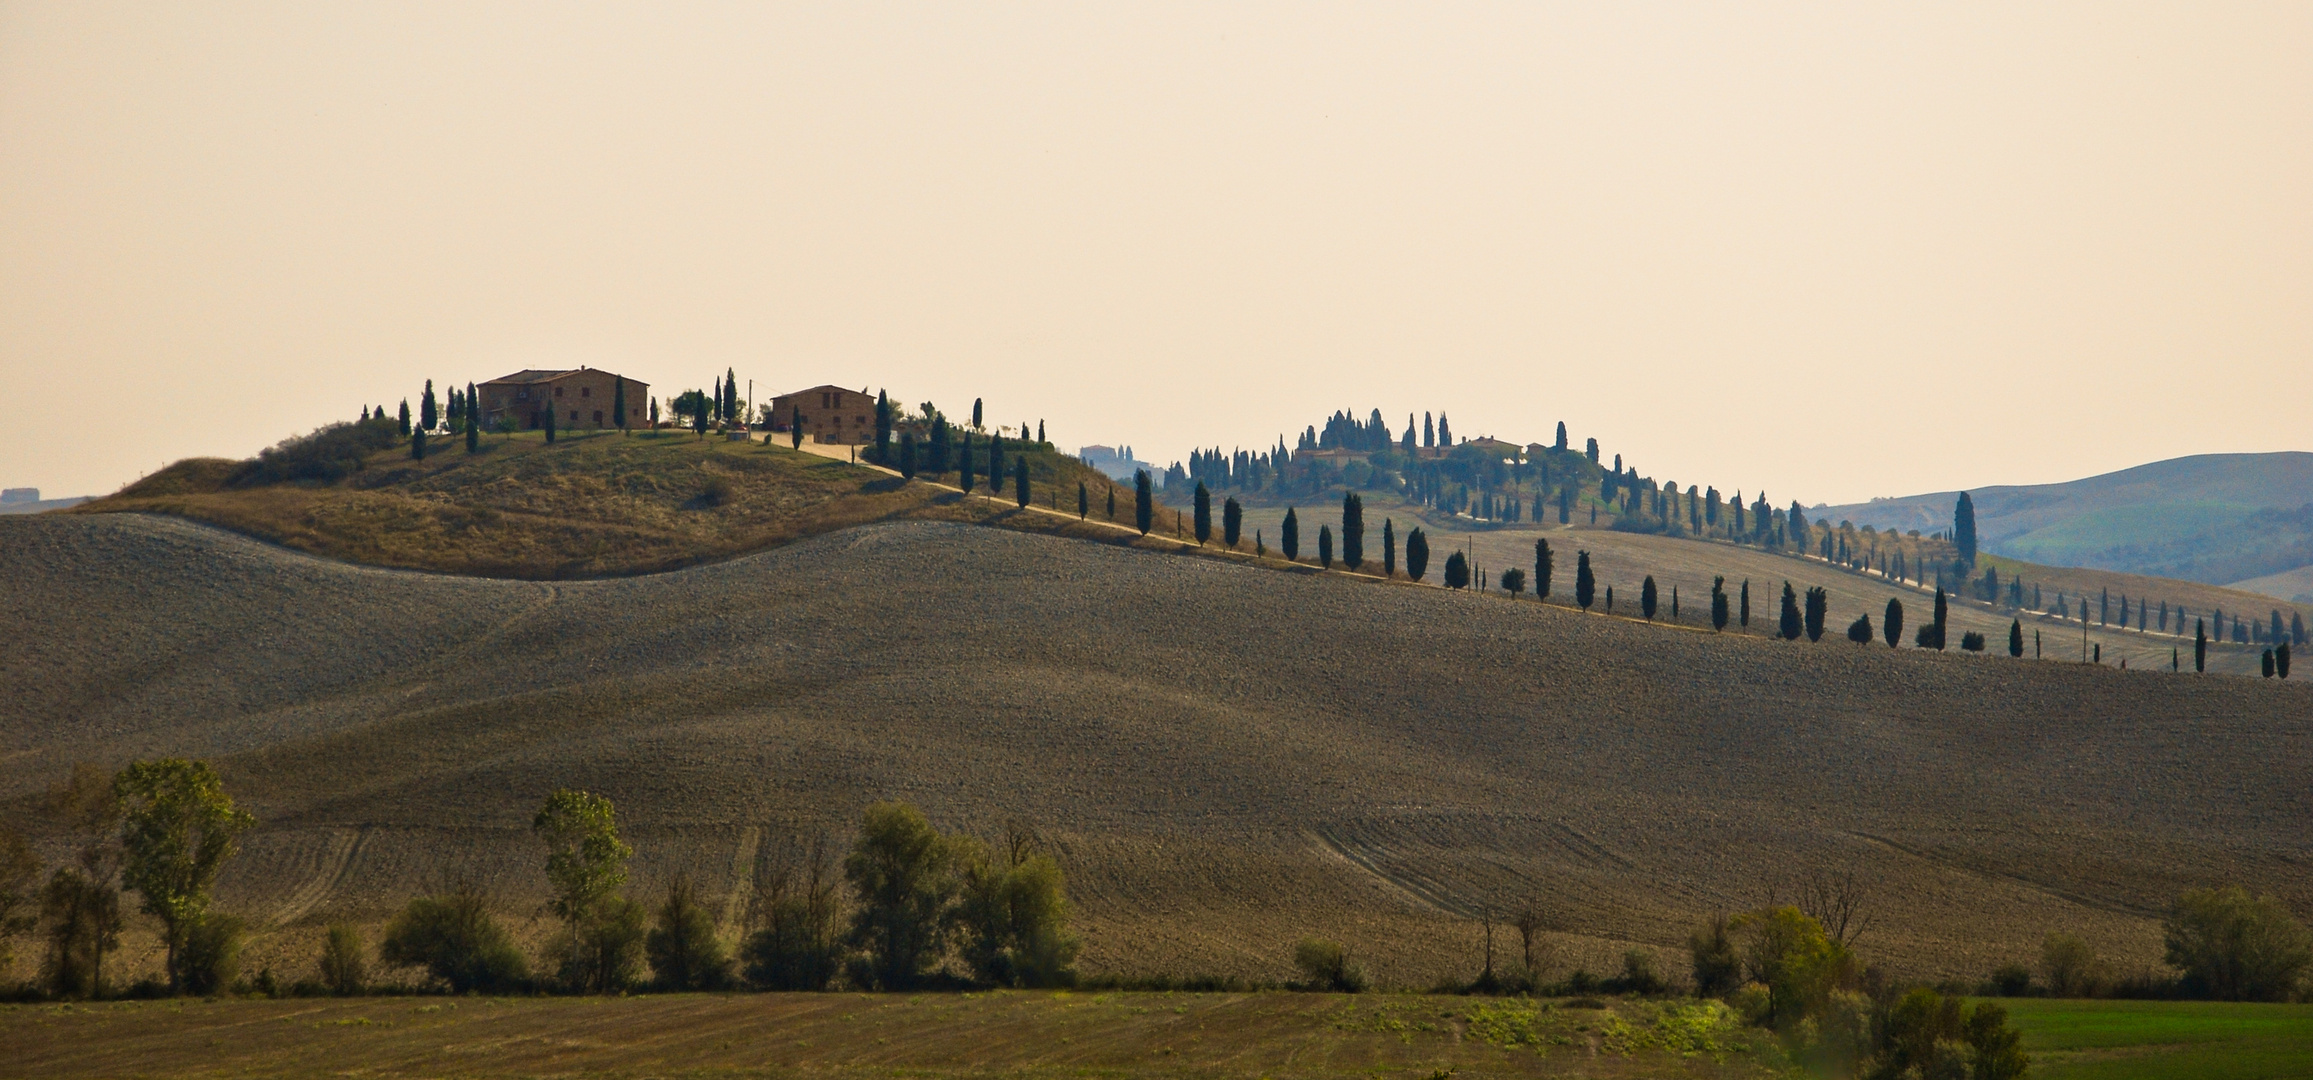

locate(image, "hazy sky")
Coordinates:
4 3 2308 503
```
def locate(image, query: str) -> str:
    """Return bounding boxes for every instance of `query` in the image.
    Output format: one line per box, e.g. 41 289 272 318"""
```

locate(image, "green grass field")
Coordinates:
1997 999 2313 1080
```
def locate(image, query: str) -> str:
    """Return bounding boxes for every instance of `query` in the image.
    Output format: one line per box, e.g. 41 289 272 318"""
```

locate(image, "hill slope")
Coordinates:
4 513 2308 989
1815 452 2313 592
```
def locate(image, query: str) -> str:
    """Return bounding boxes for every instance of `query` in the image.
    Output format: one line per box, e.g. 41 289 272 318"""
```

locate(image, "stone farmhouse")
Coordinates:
767 384 877 445
478 368 649 431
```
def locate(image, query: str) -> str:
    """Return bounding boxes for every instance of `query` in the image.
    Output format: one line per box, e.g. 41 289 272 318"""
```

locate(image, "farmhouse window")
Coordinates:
593 410 603 424
518 389 529 401
555 387 564 398
570 410 578 421
581 386 591 398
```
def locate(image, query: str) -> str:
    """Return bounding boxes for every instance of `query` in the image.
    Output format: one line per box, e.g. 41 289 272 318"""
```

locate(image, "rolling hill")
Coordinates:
1814 452 2313 597
4 511 2307 993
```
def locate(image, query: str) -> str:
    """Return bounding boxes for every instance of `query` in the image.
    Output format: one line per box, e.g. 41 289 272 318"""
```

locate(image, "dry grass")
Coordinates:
0 992 1786 1080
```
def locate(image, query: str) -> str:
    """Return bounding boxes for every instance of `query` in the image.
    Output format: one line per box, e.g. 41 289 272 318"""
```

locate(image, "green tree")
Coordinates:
1885 598 1904 649
646 874 731 991
2040 932 2099 997
397 399 411 435
971 397 983 429
2162 885 2313 1001
533 789 636 993
961 433 977 492
410 428 426 460
899 432 918 479
1711 577 1729 631
113 759 255 993
1575 551 1595 610
1223 497 1242 548
420 380 438 431
1193 482 1211 545
1740 579 1750 627
1318 524 1334 568
612 379 627 435
1688 914 1740 997
1381 517 1396 575
177 912 243 995
724 367 739 422
1847 614 1873 643
319 923 366 996
989 435 1005 492
1778 583 1802 640
379 883 528 993
845 802 959 991
1641 575 1659 620
1954 491 1979 568
1931 588 1949 650
1134 470 1153 535
1079 482 1090 521
1501 567 1527 597
1013 457 1029 509
1729 906 1851 1028
2009 618 2025 657
742 834 843 991
1535 539 1553 601
2196 619 2208 672
1105 483 1116 522
39 765 121 999
1282 506 1300 560
466 393 481 452
874 390 892 461
954 828 1080 988
1405 527 1429 582
791 405 805 449
1444 550 1469 589
1341 492 1364 570
1803 586 1827 642
1291 938 1367 992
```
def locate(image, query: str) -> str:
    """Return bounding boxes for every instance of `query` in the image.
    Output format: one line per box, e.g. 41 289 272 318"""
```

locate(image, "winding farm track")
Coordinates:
2 512 2308 985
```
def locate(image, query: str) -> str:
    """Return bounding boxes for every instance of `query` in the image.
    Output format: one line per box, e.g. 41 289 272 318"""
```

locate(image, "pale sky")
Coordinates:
4 3 2308 503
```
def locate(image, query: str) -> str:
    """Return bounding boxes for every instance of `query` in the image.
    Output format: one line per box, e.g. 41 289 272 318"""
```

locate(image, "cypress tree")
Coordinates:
1079 482 1090 520
874 391 892 462
899 433 918 478
1575 551 1595 611
1605 585 1614 611
1443 550 1468 589
989 435 1005 493
1014 458 1029 508
2262 649 2276 677
960 433 976 492
692 392 707 437
1282 507 1300 561
972 398 983 430
2294 613 2306 646
1711 577 1729 631
411 428 427 460
1555 421 1568 451
1931 588 1948 650
1106 484 1116 521
1641 576 1659 620
1134 470 1153 535
397 399 411 435
612 379 627 435
1778 583 1802 640
1804 586 1827 641
1406 527 1429 581
1953 491 1978 568
1223 497 1242 547
1317 525 1335 568
2195 619 2208 672
1038 420 1046 444
421 380 438 431
546 404 558 443
790 406 804 448
2272 610 2287 645
2278 641 2292 679
1672 586 1680 618
724 367 739 421
2009 618 2024 657
1381 518 1396 576
1341 492 1364 570
1534 539 1553 600
465 394 481 452
1193 483 1212 545
1885 598 1904 648
1740 579 1751 628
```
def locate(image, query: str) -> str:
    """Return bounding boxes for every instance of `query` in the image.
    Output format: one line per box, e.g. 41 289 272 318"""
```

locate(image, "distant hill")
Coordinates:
1815 453 2313 598
0 495 87 515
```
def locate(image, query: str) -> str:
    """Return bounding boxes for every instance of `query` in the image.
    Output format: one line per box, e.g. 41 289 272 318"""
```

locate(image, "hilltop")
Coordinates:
1814 452 2313 596
71 421 1154 578
4 512 2307 992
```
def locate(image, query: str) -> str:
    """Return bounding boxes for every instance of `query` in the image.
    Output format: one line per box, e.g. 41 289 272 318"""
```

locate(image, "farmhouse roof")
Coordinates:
484 366 637 385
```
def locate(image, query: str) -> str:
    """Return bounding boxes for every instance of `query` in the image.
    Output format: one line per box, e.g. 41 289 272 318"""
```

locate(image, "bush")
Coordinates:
1689 914 1742 997
699 475 733 508
228 420 401 487
2040 932 2099 998
1846 615 1873 643
955 836 1080 989
554 896 646 993
1291 938 1367 992
1961 631 1987 652
646 875 731 991
379 884 529 994
1868 988 2027 1080
2162 885 2313 1001
179 914 244 996
1987 962 2033 997
319 924 366 996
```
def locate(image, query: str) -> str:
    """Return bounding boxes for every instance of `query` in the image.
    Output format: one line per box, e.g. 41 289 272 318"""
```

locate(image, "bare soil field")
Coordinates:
1227 498 2300 678
0 992 1785 1080
2 514 2308 992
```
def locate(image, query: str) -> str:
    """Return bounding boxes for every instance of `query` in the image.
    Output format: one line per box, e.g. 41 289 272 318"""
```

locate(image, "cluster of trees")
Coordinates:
1978 886 2313 1003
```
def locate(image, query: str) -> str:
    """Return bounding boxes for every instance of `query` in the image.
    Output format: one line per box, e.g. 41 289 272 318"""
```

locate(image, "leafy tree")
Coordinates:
846 802 959 991
39 765 122 999
1884 598 1904 648
533 789 636 993
1292 938 1367 992
1282 507 1300 560
1135 470 1153 534
2010 619 2025 657
319 923 366 996
2163 885 2313 1001
178 912 243 995
1847 614 1873 643
1534 539 1553 601
1502 567 1527 597
1688 914 1740 997
954 828 1080 988
0 828 37 978
379 883 529 993
742 833 844 991
1444 550 1469 589
1405 527 1429 581
2040 933 2099 997
1575 551 1595 610
1711 577 1729 631
646 874 731 991
1804 586 1827 641
1641 576 1659 620
689 390 704 436
1014 457 1029 509
1779 583 1803 640
1728 906 1851 1028
1193 482 1211 544
113 759 255 993
1318 524 1334 568
1223 497 1242 548
1341 492 1364 570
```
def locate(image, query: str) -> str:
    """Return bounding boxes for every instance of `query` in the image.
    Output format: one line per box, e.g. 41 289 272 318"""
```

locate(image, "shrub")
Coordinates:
2040 932 2099 997
1987 962 2033 997
227 420 401 487
1614 948 1667 995
378 884 529 994
646 875 731 991
319 924 366 996
1689 914 1742 997
1291 938 1367 992
1846 615 1873 643
699 475 733 507
1961 631 1987 652
554 896 645 993
954 832 1080 989
2162 885 2313 1001
1869 988 2026 1080
178 914 244 996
